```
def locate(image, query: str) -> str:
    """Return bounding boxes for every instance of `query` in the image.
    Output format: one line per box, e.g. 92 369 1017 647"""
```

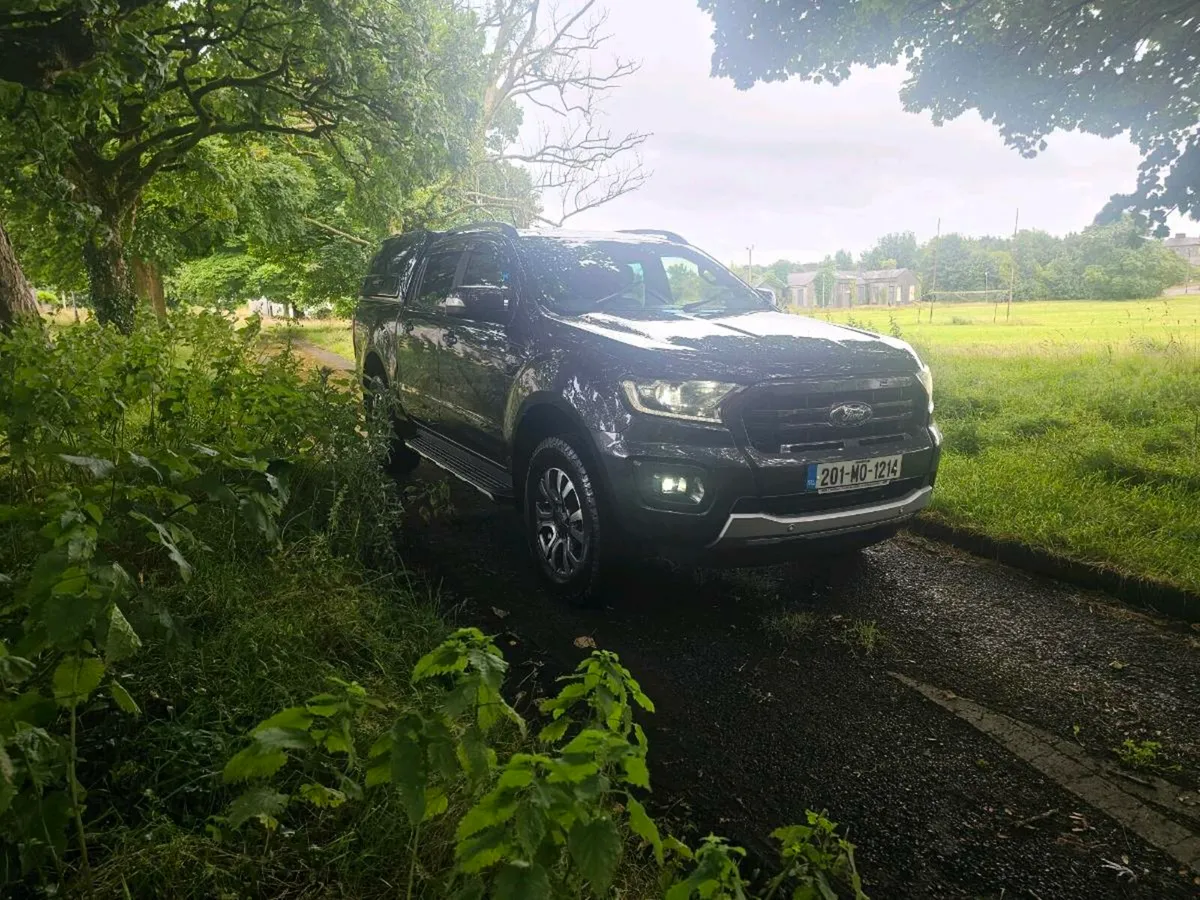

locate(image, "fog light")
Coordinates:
652 472 705 504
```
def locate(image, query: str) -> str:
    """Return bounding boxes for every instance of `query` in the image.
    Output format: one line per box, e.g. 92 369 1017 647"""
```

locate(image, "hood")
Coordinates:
548 308 919 381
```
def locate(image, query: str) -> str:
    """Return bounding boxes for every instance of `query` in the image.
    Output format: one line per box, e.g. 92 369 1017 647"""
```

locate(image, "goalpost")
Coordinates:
927 290 1008 303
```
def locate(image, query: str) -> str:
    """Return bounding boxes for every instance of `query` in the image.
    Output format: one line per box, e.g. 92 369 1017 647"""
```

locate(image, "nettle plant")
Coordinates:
0 313 372 885
222 630 870 899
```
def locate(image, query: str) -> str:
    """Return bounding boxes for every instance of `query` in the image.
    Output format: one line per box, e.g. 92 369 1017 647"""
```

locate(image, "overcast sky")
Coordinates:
523 0 1192 266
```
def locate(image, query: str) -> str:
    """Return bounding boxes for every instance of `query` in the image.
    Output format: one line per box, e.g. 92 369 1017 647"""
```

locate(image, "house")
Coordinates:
1165 233 1200 265
786 268 920 308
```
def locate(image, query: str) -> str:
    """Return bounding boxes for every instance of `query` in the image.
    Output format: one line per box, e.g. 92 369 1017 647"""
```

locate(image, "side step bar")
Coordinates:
405 428 514 501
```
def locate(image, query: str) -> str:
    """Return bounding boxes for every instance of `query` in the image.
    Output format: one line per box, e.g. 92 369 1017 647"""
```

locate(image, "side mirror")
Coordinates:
447 286 512 322
755 287 777 304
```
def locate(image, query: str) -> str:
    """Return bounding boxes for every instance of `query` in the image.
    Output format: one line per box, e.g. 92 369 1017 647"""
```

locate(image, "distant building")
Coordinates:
1165 233 1200 264
786 268 920 308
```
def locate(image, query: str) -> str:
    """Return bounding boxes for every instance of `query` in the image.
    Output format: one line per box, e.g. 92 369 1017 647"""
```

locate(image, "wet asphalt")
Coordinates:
394 464 1200 899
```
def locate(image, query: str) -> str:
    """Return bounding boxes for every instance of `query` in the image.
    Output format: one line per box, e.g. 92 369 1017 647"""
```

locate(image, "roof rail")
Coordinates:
442 221 520 239
617 228 689 244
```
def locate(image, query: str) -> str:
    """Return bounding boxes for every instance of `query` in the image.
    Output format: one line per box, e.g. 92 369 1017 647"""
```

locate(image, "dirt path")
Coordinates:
395 466 1200 899
288 338 355 372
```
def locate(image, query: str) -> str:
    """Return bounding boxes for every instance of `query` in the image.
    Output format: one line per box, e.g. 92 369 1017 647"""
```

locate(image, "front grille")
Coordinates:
732 477 922 516
737 376 925 453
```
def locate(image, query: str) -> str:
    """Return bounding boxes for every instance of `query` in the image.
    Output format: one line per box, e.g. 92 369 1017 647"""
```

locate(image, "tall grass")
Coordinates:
820 299 1200 592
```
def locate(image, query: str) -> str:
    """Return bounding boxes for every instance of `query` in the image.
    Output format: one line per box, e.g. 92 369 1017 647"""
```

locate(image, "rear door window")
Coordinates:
460 240 512 290
362 234 421 299
413 240 466 310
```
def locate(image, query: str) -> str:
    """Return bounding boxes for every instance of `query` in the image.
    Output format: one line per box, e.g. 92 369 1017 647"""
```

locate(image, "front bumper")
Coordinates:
591 415 940 562
710 486 932 547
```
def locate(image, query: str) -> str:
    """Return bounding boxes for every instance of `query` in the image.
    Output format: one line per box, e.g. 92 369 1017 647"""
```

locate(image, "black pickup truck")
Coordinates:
354 223 940 602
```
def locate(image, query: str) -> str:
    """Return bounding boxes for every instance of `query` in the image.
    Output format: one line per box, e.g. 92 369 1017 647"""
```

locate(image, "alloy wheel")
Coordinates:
534 465 589 578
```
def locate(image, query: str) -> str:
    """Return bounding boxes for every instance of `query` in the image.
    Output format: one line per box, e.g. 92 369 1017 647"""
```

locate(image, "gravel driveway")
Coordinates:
396 465 1200 898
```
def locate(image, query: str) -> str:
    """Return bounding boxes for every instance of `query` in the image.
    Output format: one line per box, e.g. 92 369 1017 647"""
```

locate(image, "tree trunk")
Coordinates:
0 218 39 332
84 218 136 333
132 257 167 320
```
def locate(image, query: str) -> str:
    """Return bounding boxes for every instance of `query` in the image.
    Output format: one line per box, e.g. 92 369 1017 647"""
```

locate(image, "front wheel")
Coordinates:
524 435 607 605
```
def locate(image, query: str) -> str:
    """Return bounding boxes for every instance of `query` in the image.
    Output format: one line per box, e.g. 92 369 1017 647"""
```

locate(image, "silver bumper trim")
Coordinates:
709 486 933 547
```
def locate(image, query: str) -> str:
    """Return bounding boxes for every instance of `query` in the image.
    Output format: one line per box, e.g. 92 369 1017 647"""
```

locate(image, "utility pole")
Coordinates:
745 245 754 285
928 217 940 324
1007 208 1019 321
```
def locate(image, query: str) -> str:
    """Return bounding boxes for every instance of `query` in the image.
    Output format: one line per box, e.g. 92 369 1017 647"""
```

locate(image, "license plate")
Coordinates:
807 455 902 493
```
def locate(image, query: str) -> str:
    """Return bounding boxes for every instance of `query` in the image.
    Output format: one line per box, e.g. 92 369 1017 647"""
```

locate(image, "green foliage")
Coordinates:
701 0 1200 232
0 0 490 327
766 812 867 900
1113 739 1178 773
860 232 920 271
0 309 406 891
225 630 871 899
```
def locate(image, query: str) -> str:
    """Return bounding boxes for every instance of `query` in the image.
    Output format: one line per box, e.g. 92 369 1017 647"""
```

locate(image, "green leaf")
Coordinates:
568 816 622 896
626 797 663 865
105 604 142 663
223 745 289 783
254 706 314 733
299 782 347 808
227 786 289 829
623 754 651 789
423 786 449 821
253 727 315 751
537 716 570 745
109 681 141 715
59 455 115 479
52 656 106 708
663 834 694 860
365 762 391 787
515 803 547 857
412 641 470 681
492 862 551 900
305 693 341 716
455 824 512 873
390 726 427 825
43 591 100 647
129 512 194 581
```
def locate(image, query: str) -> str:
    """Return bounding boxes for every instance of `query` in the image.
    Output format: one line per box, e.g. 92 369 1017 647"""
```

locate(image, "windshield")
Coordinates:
523 237 773 316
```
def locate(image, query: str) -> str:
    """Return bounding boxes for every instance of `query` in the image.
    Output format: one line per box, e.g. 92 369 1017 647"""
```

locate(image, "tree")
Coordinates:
833 249 854 269
699 0 1200 234
1 0 477 331
0 220 39 331
860 232 918 270
461 0 648 226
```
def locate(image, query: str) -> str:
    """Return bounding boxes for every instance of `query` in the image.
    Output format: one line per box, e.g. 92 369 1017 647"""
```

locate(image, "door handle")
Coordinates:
444 331 458 347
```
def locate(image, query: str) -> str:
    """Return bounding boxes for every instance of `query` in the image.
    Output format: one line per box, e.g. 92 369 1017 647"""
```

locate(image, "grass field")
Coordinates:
267 318 355 361
816 298 1200 593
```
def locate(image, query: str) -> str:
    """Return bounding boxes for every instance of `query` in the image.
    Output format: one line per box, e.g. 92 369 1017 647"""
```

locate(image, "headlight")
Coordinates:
916 364 934 413
621 380 738 423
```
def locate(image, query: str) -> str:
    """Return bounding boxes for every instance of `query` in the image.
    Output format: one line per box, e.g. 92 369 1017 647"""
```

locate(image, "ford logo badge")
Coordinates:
829 401 873 427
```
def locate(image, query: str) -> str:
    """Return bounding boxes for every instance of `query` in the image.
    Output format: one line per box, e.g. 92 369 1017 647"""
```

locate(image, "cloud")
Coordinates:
520 0 1189 263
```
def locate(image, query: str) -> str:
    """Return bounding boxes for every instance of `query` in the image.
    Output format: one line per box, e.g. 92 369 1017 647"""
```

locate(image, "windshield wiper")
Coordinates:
681 297 726 313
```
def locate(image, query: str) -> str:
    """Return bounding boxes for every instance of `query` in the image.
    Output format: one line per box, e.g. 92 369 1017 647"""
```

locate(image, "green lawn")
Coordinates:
269 318 355 361
815 298 1200 593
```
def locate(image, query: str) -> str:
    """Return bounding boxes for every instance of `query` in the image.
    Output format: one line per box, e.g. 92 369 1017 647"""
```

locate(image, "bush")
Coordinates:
221 630 870 899
0 312 405 894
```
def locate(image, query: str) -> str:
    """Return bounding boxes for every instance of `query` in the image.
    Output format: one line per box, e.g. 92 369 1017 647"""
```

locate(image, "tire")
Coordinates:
363 375 420 475
523 435 608 605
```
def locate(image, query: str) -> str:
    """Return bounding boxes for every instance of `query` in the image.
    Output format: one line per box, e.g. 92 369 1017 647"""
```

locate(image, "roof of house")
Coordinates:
1165 234 1200 247
787 268 915 287
859 268 913 281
